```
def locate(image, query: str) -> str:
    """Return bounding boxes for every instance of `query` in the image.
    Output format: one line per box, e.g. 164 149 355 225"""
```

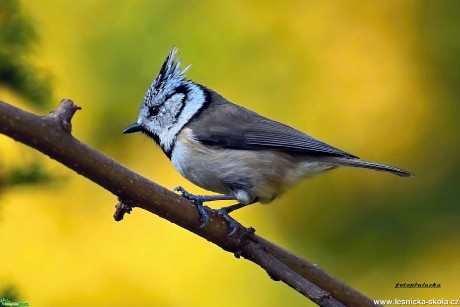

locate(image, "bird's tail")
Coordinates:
324 157 414 177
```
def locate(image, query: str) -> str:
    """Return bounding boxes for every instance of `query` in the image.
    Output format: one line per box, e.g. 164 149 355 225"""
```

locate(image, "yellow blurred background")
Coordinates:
1 0 459 306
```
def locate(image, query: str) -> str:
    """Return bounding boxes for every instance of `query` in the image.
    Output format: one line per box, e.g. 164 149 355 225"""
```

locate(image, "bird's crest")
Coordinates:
143 47 191 104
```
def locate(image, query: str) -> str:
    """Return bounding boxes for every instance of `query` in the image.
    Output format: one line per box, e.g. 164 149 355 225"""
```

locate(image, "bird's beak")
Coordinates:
122 123 143 134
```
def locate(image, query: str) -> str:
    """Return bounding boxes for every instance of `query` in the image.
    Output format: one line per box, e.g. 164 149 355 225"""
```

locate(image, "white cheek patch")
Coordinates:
164 93 185 119
159 84 205 153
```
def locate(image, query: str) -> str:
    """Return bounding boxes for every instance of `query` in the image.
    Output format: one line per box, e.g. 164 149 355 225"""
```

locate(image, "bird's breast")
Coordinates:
171 128 234 196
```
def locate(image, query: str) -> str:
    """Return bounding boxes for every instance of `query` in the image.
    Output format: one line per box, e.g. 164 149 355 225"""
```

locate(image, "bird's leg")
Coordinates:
174 186 236 203
173 186 237 229
173 186 257 235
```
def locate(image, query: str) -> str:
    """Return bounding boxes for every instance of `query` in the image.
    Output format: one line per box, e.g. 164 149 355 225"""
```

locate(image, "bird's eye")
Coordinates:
149 106 160 117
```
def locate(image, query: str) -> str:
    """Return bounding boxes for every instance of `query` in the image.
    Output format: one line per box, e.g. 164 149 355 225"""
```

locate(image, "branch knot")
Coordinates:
49 99 81 133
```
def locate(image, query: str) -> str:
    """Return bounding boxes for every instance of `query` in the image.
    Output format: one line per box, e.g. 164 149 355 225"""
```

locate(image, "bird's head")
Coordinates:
123 47 207 155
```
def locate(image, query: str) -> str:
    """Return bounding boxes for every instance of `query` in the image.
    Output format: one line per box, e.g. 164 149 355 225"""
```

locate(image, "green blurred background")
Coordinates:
1 0 459 306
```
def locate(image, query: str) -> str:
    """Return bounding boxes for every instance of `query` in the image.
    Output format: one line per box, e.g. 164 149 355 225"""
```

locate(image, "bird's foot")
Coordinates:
173 186 208 203
173 186 244 236
174 186 209 228
212 207 240 237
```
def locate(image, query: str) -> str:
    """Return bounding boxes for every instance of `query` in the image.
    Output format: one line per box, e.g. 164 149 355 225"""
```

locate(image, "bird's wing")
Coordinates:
189 100 358 158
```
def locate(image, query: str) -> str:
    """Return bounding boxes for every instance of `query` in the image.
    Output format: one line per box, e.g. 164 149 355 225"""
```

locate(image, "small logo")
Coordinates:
0 298 29 306
395 282 441 288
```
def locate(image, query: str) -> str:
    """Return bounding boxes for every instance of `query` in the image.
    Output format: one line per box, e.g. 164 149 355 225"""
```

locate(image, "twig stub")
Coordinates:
113 201 133 221
49 99 81 133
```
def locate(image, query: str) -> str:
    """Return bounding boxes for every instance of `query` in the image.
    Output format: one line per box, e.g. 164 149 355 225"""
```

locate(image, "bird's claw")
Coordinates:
173 186 191 199
174 186 206 204
174 186 209 229
173 186 240 236
214 208 239 236
196 204 210 228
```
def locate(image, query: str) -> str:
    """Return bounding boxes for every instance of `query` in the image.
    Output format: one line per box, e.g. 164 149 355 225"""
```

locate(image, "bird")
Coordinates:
123 47 413 235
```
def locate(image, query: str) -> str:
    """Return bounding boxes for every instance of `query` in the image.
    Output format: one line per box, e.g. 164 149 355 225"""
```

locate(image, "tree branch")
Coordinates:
0 99 379 307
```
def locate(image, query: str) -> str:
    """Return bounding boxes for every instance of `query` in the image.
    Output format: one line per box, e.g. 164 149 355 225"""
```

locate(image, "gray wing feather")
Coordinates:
243 121 357 157
189 92 357 158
